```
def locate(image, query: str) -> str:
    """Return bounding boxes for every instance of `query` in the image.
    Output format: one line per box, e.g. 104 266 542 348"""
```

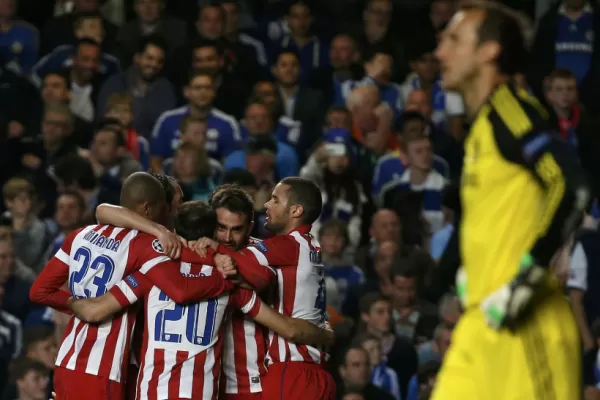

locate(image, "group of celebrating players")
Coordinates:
26 1 594 399
30 172 336 400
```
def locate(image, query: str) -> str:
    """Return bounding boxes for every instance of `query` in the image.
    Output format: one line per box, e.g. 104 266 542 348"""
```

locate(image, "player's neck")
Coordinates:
189 105 210 119
463 70 508 120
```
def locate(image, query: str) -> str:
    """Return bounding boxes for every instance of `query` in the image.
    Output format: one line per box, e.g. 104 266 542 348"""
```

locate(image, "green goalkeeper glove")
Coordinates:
480 254 547 331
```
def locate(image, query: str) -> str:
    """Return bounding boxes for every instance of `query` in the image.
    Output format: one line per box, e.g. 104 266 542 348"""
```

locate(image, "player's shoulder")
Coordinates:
130 232 168 255
487 84 550 137
210 108 238 127
156 106 188 126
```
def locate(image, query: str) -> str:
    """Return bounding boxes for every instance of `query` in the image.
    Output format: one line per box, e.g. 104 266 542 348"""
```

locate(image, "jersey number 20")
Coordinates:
68 247 115 299
154 291 218 346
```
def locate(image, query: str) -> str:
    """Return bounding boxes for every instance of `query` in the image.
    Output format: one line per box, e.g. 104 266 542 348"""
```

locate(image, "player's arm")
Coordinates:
232 289 334 347
493 121 590 265
482 108 590 330
133 236 235 303
95 204 184 259
29 229 84 313
69 273 150 324
212 237 298 290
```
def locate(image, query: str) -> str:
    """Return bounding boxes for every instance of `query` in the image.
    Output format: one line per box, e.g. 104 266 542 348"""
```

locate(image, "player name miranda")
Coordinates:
83 229 122 252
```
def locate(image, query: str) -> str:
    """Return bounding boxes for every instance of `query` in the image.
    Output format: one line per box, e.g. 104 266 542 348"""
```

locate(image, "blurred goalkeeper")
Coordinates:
432 2 590 399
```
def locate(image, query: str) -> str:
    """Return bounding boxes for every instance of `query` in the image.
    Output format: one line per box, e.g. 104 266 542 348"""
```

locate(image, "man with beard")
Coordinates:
96 35 177 140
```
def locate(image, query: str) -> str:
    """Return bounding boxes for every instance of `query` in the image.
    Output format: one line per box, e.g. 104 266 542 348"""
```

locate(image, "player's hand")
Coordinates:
214 254 237 278
480 254 547 331
191 237 219 257
157 228 183 259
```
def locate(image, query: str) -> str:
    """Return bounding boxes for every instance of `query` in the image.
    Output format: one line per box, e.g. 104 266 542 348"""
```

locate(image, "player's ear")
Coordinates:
478 41 501 65
289 204 304 220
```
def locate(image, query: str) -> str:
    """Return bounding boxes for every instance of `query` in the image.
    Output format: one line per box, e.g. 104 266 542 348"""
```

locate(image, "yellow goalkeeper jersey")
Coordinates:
460 84 563 307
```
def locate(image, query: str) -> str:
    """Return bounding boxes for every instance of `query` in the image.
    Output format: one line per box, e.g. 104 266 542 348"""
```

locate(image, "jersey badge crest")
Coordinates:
255 241 268 253
152 239 165 254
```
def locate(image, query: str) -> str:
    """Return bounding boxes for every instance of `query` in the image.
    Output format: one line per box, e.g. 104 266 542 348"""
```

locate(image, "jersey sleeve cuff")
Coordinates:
109 281 138 307
240 292 261 318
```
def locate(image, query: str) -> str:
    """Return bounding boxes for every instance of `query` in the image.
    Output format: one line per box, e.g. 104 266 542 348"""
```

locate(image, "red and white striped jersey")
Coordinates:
53 225 170 383
32 224 230 385
221 237 268 395
111 264 260 400
216 225 330 367
221 310 268 394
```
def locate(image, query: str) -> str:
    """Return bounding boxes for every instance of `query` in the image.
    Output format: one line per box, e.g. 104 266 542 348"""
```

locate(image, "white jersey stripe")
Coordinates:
158 350 175 400
109 313 129 381
85 323 110 375
55 319 80 365
139 255 172 273
55 249 69 263
66 323 88 370
180 355 195 398
247 247 269 267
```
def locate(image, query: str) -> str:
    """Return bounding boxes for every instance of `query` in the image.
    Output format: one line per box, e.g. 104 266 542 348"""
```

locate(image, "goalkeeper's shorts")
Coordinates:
431 292 581 400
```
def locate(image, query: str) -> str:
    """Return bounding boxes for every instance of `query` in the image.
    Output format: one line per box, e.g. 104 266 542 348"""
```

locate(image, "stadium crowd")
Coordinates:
0 0 600 399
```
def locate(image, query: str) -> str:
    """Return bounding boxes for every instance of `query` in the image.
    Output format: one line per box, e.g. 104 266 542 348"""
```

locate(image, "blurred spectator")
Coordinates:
310 33 362 106
404 92 463 178
52 154 113 220
230 99 299 178
33 39 109 122
0 219 35 283
355 333 401 400
221 0 267 74
546 68 580 146
528 0 600 112
115 0 187 68
171 143 218 203
345 86 396 158
428 185 457 262
160 116 223 182
0 283 21 395
150 70 242 169
97 35 177 140
390 258 437 343
22 324 57 375
429 0 455 33
0 0 38 74
234 135 278 188
0 235 31 320
355 0 409 81
339 46 403 125
40 0 118 56
40 71 93 148
354 208 400 272
42 190 84 263
272 49 325 160
33 12 120 90
8 357 49 400
318 219 364 306
271 1 329 83
416 294 458 366
250 80 303 150
86 125 142 188
400 37 465 140
102 95 150 170
379 131 446 233
337 346 395 400
301 128 367 249
2 179 56 274
219 0 262 84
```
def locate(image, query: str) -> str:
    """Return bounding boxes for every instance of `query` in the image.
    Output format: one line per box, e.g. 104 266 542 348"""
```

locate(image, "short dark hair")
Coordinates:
95 126 126 148
73 11 102 31
75 37 101 50
279 177 322 225
191 38 224 57
391 253 421 280
199 3 226 24
149 173 178 210
23 325 54 352
363 43 394 64
358 292 389 315
188 69 214 86
174 201 217 240
209 184 254 224
418 360 441 386
120 172 165 210
407 35 437 62
221 169 257 188
136 34 168 55
343 346 368 365
57 190 86 213
53 155 98 190
9 357 48 384
287 0 311 15
275 49 300 65
327 104 350 116
43 69 71 88
461 1 525 75
318 219 349 247
352 332 380 348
